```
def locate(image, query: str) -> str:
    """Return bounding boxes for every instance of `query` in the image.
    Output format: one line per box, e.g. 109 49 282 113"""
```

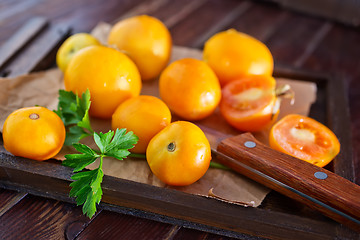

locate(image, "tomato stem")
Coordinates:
272 84 295 120
29 113 40 120
275 84 295 105
167 142 176 152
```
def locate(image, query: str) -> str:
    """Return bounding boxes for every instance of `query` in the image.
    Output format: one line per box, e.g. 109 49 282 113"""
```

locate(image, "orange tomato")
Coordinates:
2 107 66 161
220 75 278 132
146 121 211 186
108 15 172 81
112 95 171 153
159 58 221 121
64 45 141 119
203 29 273 87
269 114 340 167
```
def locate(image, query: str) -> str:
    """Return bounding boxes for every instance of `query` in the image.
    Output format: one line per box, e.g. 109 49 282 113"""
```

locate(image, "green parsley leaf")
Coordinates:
55 89 93 145
63 143 100 172
64 126 88 146
69 167 103 218
94 131 114 153
104 129 138 160
64 129 138 218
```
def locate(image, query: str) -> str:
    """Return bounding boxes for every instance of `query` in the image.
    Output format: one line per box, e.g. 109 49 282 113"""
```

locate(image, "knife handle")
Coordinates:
217 132 360 232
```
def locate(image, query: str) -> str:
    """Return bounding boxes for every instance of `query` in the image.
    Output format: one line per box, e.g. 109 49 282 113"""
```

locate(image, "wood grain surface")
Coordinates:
0 0 359 239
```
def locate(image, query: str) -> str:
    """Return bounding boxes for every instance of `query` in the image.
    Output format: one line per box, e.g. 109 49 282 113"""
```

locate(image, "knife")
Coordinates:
198 124 360 232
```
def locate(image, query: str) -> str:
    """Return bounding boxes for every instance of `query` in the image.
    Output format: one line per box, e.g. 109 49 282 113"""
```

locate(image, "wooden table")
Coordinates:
0 0 359 239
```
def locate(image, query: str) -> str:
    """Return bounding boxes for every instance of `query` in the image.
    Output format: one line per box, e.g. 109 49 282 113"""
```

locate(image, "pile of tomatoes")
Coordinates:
2 15 340 187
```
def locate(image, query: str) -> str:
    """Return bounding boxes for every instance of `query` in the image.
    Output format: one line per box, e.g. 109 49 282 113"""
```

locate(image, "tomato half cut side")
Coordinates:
219 75 278 132
269 114 340 167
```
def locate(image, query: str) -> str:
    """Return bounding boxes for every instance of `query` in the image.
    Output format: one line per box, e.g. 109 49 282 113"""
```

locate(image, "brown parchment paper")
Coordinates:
0 22 317 207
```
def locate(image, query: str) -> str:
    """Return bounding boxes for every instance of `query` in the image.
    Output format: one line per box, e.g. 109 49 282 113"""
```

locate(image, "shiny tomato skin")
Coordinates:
203 29 273 87
64 45 141 119
269 114 340 167
146 121 211 186
159 58 221 121
3 107 66 161
220 75 278 132
112 95 171 153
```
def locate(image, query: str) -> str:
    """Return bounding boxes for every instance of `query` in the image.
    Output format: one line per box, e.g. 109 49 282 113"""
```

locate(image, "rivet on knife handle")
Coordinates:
216 132 360 232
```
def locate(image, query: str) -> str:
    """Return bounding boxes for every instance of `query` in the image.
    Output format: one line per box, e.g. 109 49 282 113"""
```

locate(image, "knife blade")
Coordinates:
198 124 360 232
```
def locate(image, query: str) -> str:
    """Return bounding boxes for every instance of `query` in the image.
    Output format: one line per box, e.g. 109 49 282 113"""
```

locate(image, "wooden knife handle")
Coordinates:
217 132 360 232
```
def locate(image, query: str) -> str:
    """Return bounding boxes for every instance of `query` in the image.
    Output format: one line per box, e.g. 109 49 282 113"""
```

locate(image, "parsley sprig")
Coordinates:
55 89 139 218
63 129 138 218
54 89 94 145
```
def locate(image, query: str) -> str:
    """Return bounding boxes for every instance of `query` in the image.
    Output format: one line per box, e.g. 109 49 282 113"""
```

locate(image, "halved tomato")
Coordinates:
269 114 340 167
219 75 278 132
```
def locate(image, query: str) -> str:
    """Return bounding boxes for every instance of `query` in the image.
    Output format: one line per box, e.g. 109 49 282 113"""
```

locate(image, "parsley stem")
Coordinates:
99 155 104 169
209 161 230 170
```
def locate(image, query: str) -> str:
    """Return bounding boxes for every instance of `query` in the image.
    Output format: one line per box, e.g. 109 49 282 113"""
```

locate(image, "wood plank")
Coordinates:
58 0 147 33
0 0 146 45
269 0 360 27
169 0 246 47
0 189 27 217
264 12 328 66
3 23 70 77
190 1 253 48
112 0 170 23
0 194 97 240
0 0 43 23
76 210 174 240
0 17 48 72
225 2 290 42
151 0 208 28
172 227 238 240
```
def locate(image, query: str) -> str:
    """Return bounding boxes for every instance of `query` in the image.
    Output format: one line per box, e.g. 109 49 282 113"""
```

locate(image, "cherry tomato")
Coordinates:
3 107 66 161
159 58 221 121
112 95 171 153
219 75 278 132
108 15 172 81
269 114 340 167
203 29 273 87
64 45 141 119
146 121 211 186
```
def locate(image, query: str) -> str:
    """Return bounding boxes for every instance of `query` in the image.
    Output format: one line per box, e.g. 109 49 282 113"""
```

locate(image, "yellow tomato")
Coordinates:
159 58 221 121
2 107 66 161
203 29 273 87
146 121 211 186
220 75 279 132
56 33 100 72
64 45 141 119
269 114 340 167
108 15 172 81
112 95 171 153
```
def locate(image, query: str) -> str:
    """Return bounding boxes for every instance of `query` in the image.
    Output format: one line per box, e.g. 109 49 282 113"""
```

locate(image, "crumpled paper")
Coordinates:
0 22 317 207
